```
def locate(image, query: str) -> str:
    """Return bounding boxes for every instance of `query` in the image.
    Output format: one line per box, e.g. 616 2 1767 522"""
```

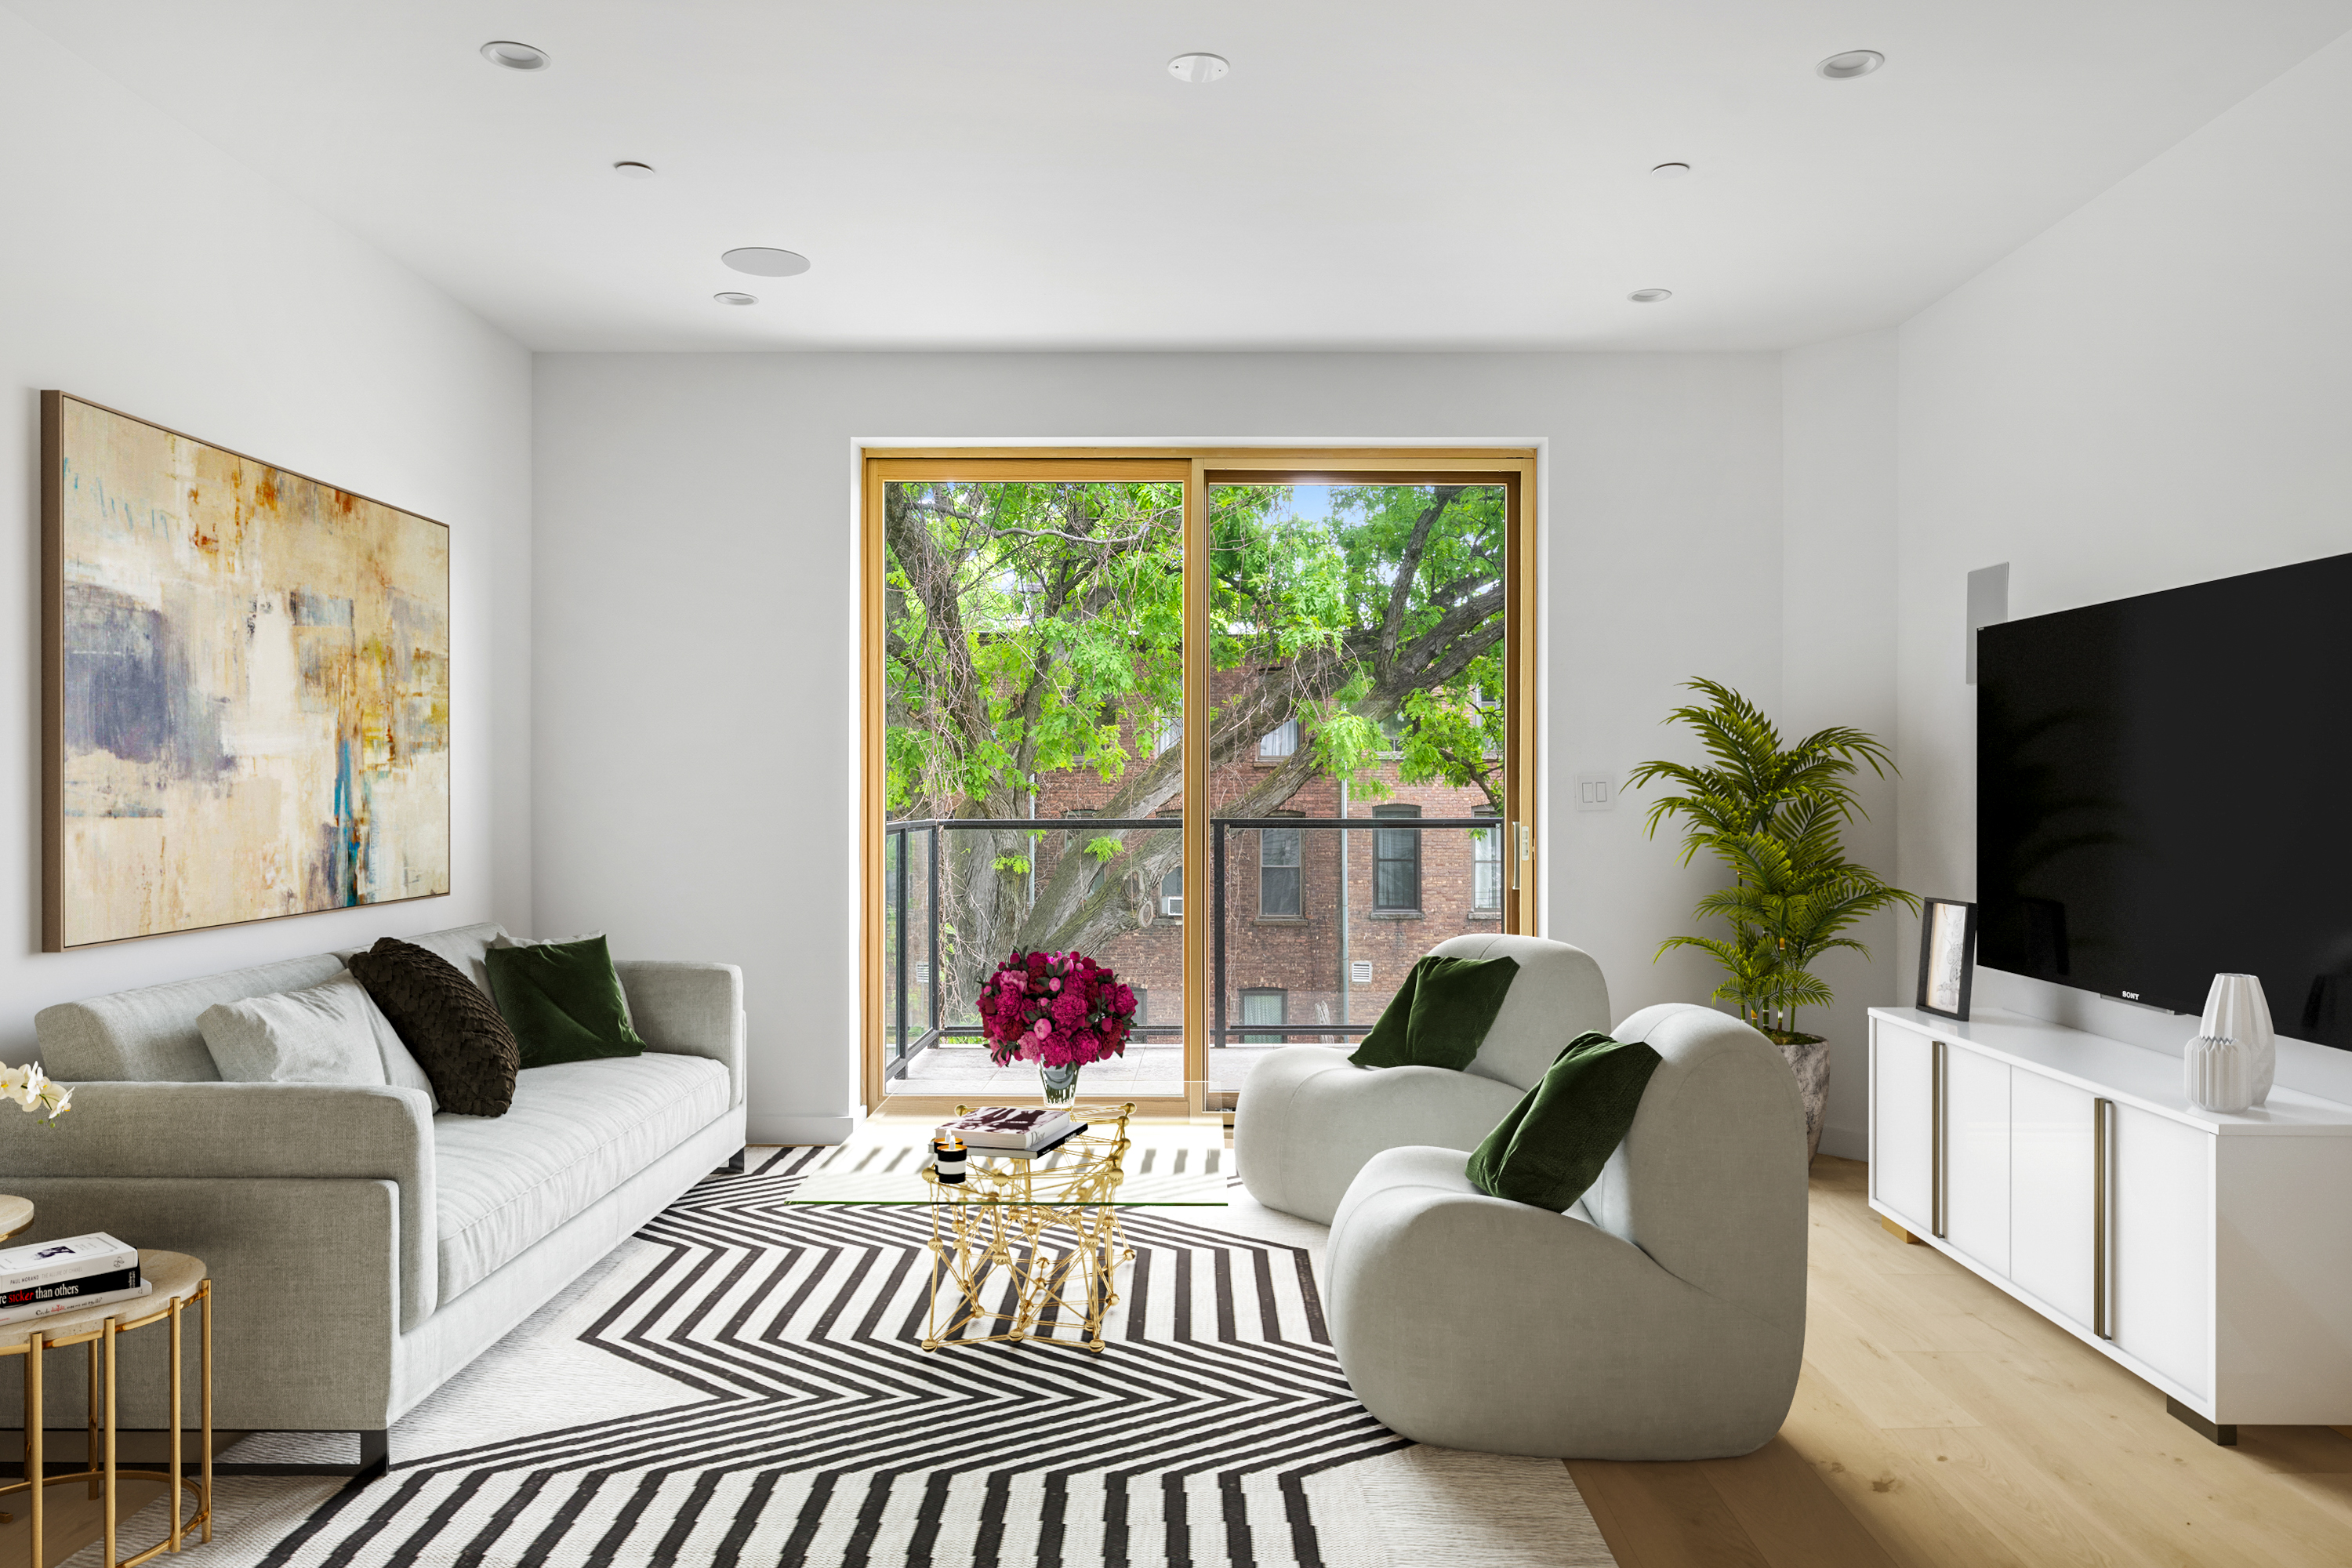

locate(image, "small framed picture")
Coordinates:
1917 898 1979 1022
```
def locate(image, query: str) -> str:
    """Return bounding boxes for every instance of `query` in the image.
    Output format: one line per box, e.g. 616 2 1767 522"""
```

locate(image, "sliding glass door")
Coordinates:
862 452 1533 1112
875 467 1189 1101
1203 477 1514 1098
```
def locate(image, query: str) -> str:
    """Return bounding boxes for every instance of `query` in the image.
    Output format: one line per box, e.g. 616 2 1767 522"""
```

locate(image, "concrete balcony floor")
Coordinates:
891 1039 1348 1098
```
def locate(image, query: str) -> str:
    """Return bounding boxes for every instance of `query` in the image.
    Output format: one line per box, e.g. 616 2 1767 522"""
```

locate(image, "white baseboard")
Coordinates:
748 1113 860 1146
1819 1122 1867 1161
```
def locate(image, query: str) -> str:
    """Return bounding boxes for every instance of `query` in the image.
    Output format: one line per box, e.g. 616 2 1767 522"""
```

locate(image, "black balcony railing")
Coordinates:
881 815 1508 1080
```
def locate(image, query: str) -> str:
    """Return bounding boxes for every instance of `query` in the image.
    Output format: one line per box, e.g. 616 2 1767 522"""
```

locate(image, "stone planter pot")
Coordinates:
1766 1030 1828 1164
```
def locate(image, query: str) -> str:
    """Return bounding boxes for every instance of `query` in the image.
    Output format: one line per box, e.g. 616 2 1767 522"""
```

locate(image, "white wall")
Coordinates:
1783 329 1902 1156
0 10 534 1055
531 351 1787 1142
1895 29 2352 1102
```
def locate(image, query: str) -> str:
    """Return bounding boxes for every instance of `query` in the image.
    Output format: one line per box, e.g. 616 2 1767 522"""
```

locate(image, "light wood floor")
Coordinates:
0 1430 229 1566
16 1157 2352 1566
1567 1155 2352 1567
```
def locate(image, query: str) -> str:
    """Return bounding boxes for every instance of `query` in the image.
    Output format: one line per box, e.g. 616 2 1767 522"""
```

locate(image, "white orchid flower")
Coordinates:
1 1063 71 1124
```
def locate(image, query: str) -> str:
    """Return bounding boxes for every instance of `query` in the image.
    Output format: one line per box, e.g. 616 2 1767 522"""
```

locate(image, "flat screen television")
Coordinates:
1977 550 2352 1047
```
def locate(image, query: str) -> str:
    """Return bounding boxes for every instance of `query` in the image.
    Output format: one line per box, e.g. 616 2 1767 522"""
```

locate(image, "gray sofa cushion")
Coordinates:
198 973 391 1086
37 953 350 1082
431 1053 732 1306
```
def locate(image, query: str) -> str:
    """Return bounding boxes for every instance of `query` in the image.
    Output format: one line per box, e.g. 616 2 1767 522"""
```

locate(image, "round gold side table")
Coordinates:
0 1197 28 1527
0 1252 211 1568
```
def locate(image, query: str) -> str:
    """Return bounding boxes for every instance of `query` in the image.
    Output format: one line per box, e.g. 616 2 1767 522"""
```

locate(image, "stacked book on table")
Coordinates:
0 1233 148 1325
937 1106 1086 1156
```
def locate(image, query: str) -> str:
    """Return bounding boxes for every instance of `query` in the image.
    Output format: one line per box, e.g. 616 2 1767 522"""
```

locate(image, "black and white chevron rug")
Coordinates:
78 1147 1611 1568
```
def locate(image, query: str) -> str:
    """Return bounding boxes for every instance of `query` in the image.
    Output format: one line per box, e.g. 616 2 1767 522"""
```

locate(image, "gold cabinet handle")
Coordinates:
1931 1040 1948 1239
2093 1097 2115 1339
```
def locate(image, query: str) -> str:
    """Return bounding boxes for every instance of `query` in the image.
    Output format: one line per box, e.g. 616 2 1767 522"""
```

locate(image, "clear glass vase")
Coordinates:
1039 1061 1080 1108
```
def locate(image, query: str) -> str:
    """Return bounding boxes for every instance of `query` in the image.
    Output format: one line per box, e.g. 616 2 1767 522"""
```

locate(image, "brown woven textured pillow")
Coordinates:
347 937 520 1117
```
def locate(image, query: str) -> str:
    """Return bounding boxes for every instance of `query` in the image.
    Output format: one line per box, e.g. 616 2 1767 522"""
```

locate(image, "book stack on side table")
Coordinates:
936 1106 1087 1157
0 1232 149 1327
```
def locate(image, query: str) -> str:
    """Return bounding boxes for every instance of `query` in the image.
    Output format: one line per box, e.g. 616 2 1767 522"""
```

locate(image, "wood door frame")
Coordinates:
858 447 1538 1118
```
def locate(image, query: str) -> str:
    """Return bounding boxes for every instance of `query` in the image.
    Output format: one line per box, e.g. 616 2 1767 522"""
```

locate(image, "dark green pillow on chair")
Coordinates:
485 935 647 1069
1467 1030 1663 1211
1348 953 1520 1072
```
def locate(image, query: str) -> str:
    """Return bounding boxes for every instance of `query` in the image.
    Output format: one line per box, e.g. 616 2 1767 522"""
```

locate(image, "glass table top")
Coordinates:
786 1102 1229 1207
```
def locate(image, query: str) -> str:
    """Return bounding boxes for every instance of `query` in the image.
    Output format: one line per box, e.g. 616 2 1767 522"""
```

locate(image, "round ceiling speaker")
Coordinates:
721 248 811 278
714 292 759 307
1628 289 1674 303
1168 53 1230 84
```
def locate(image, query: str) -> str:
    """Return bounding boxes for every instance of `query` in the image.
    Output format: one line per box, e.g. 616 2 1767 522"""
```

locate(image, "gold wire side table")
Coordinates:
1 1251 212 1568
785 1098 1230 1352
919 1103 1139 1354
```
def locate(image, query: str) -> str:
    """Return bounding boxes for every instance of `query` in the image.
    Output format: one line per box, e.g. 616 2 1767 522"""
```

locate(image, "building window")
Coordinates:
1240 988 1287 1044
1258 717 1299 759
1160 866 1183 918
1152 715 1181 757
1374 804 1421 911
1131 986 1149 1025
1261 819 1302 917
1472 811 1503 913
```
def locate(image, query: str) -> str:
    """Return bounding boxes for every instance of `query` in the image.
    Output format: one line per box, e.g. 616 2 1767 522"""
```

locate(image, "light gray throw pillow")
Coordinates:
198 973 433 1101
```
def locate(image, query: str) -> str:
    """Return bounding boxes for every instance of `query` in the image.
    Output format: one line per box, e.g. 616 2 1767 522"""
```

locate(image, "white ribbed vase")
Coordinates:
2201 973 2276 1107
2183 1034 2256 1113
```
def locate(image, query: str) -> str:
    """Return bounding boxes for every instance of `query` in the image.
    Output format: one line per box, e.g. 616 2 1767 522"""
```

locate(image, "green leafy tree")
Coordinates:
886 480 1506 1016
1628 679 1915 1041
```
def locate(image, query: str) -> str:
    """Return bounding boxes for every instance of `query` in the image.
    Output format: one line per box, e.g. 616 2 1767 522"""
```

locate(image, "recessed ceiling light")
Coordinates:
480 40 550 71
1651 162 1691 179
721 247 811 278
715 292 758 307
612 161 656 180
1817 49 1884 79
1168 53 1230 84
1628 289 1674 303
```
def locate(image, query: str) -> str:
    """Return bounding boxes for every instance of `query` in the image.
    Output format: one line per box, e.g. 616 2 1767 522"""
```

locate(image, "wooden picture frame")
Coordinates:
42 392 452 949
1917 897 1980 1022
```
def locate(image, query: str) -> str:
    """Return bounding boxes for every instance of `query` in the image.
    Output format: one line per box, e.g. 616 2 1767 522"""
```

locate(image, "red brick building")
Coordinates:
1028 718 1502 1044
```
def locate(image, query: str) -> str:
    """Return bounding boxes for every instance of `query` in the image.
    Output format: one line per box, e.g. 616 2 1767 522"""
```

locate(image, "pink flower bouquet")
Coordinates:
975 950 1138 1069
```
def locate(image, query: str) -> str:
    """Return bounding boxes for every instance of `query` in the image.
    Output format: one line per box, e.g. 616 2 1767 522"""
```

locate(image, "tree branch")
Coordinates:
1377 486 1463 684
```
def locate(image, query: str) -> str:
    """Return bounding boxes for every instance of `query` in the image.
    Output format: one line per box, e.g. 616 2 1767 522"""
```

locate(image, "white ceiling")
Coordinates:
13 1 2351 352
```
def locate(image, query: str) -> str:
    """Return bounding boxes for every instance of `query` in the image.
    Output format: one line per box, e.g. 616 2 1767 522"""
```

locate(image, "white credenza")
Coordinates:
1868 1006 2352 1441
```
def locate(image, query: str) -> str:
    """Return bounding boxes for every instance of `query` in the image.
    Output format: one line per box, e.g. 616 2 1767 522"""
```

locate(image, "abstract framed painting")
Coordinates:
41 393 451 949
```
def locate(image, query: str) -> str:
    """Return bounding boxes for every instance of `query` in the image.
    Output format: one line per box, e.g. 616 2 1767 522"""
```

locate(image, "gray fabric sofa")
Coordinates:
1323 1003 1809 1460
1232 934 1611 1224
0 923 746 1457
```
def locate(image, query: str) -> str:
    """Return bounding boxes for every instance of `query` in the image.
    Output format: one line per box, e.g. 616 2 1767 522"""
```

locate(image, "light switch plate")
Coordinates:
1575 773 1616 811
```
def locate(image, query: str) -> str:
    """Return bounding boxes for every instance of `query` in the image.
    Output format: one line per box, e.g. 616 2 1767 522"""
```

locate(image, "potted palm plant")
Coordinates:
1629 680 1915 1160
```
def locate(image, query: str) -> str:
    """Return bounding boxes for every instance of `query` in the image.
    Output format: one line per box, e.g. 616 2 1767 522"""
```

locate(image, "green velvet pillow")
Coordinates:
485 935 646 1069
1466 1030 1664 1211
1348 953 1520 1072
